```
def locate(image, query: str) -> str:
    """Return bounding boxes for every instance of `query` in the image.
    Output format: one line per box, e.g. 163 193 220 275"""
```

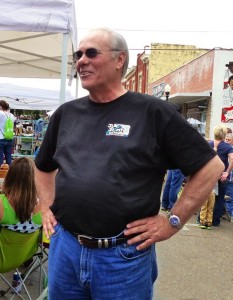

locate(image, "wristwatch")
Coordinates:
167 212 183 229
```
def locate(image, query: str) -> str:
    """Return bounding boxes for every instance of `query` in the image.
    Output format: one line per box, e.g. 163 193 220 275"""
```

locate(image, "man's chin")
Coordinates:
81 82 91 91
80 78 93 88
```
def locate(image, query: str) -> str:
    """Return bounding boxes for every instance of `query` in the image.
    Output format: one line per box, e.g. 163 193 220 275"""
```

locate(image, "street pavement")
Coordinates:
154 213 233 300
0 250 48 299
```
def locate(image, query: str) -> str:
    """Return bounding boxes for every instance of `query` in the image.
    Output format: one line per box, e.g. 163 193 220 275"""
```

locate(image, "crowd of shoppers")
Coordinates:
161 169 185 212
199 125 233 228
161 124 233 229
211 125 233 226
224 132 233 221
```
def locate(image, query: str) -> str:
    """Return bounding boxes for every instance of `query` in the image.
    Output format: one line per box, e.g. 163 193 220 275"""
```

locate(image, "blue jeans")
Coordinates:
48 224 157 300
161 169 184 210
0 139 13 165
225 181 233 217
213 181 227 225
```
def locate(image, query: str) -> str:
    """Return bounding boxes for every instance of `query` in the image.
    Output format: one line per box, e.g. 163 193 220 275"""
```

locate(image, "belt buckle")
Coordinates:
77 234 110 249
77 234 92 245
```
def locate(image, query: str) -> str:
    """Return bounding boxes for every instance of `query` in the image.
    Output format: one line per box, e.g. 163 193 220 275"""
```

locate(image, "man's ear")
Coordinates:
116 51 126 71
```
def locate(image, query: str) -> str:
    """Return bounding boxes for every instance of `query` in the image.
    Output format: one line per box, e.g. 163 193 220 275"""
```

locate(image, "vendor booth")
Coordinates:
0 0 77 103
0 0 78 158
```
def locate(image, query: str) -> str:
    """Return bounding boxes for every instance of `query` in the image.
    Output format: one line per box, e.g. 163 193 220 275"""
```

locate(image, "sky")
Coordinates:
1 0 233 101
75 0 233 68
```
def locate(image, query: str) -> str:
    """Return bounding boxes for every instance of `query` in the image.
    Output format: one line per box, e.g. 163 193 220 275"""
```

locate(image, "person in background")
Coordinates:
199 190 217 230
35 28 224 300
0 157 42 270
161 169 185 212
198 129 232 230
225 133 233 143
35 116 45 136
226 127 232 134
0 100 15 165
0 157 41 228
224 133 233 222
161 104 185 212
211 125 233 226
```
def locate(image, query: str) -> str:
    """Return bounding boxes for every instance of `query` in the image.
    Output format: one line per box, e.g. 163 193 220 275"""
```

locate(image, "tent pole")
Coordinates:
59 33 69 105
75 77 79 99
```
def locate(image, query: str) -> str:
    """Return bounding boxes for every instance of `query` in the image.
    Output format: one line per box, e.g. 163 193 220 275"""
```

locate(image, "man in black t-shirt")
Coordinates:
35 28 224 300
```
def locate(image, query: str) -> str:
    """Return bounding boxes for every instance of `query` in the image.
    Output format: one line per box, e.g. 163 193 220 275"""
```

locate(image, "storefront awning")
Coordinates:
167 91 211 104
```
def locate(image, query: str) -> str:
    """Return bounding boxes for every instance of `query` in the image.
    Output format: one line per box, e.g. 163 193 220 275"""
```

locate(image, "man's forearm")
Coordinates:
226 159 233 174
171 155 224 225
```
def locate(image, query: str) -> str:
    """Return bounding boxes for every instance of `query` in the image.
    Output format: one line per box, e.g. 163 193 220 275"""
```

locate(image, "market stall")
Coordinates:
0 0 78 159
0 0 77 103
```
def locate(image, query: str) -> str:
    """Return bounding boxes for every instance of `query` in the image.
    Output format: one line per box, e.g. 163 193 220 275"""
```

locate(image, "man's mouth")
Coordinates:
80 71 91 77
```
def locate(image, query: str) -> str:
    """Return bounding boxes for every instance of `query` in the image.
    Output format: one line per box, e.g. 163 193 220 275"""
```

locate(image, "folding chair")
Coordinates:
36 232 50 300
0 226 48 300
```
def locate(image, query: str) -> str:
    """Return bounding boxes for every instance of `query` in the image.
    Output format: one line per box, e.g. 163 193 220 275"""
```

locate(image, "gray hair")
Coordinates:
110 30 129 78
89 28 129 79
225 133 233 140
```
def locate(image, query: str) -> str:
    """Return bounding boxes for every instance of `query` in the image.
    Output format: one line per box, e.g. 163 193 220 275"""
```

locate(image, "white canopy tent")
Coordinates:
187 118 202 125
0 82 74 111
0 0 77 105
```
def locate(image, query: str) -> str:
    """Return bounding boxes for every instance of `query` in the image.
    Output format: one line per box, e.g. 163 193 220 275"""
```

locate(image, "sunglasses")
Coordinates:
73 48 120 62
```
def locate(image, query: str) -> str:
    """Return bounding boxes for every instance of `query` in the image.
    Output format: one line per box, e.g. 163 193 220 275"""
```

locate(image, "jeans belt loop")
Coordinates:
112 237 116 248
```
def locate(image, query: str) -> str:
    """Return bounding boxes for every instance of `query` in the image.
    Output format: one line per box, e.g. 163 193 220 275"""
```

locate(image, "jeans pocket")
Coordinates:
117 242 151 260
49 223 64 253
51 223 63 238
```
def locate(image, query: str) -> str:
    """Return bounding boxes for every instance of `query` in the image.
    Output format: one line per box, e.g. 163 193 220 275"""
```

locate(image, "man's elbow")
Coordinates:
213 155 225 175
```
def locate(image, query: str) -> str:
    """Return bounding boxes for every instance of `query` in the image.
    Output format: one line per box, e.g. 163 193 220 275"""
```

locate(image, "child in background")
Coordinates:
0 157 41 229
199 184 218 229
0 157 42 272
0 158 42 279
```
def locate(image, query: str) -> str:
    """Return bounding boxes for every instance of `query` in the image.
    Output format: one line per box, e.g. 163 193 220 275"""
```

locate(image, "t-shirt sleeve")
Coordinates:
160 112 216 176
228 145 233 154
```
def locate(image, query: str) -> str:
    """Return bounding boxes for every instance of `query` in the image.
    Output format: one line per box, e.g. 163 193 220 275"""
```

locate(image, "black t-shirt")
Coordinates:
35 91 216 237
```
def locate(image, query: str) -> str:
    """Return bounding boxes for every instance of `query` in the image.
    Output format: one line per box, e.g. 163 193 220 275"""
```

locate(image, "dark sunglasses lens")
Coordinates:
76 51 83 60
73 48 98 61
86 48 98 58
73 51 82 61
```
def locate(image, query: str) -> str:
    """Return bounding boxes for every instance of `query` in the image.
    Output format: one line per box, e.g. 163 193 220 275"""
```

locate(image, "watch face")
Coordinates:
170 216 179 226
169 215 181 228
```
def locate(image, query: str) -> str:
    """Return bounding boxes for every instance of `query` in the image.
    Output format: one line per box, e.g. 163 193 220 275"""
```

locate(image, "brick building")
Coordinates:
123 44 233 138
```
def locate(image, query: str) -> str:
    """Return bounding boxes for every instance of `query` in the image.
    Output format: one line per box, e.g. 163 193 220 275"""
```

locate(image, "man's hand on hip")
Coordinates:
124 214 178 250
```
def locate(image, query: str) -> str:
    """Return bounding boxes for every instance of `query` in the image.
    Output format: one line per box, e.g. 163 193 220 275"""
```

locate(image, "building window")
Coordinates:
138 75 142 93
132 80 135 91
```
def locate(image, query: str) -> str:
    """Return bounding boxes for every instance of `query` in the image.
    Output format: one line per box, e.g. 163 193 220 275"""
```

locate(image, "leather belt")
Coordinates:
72 232 130 249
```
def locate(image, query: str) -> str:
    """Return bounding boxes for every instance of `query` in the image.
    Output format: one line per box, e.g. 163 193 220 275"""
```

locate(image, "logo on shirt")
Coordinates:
106 123 131 137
